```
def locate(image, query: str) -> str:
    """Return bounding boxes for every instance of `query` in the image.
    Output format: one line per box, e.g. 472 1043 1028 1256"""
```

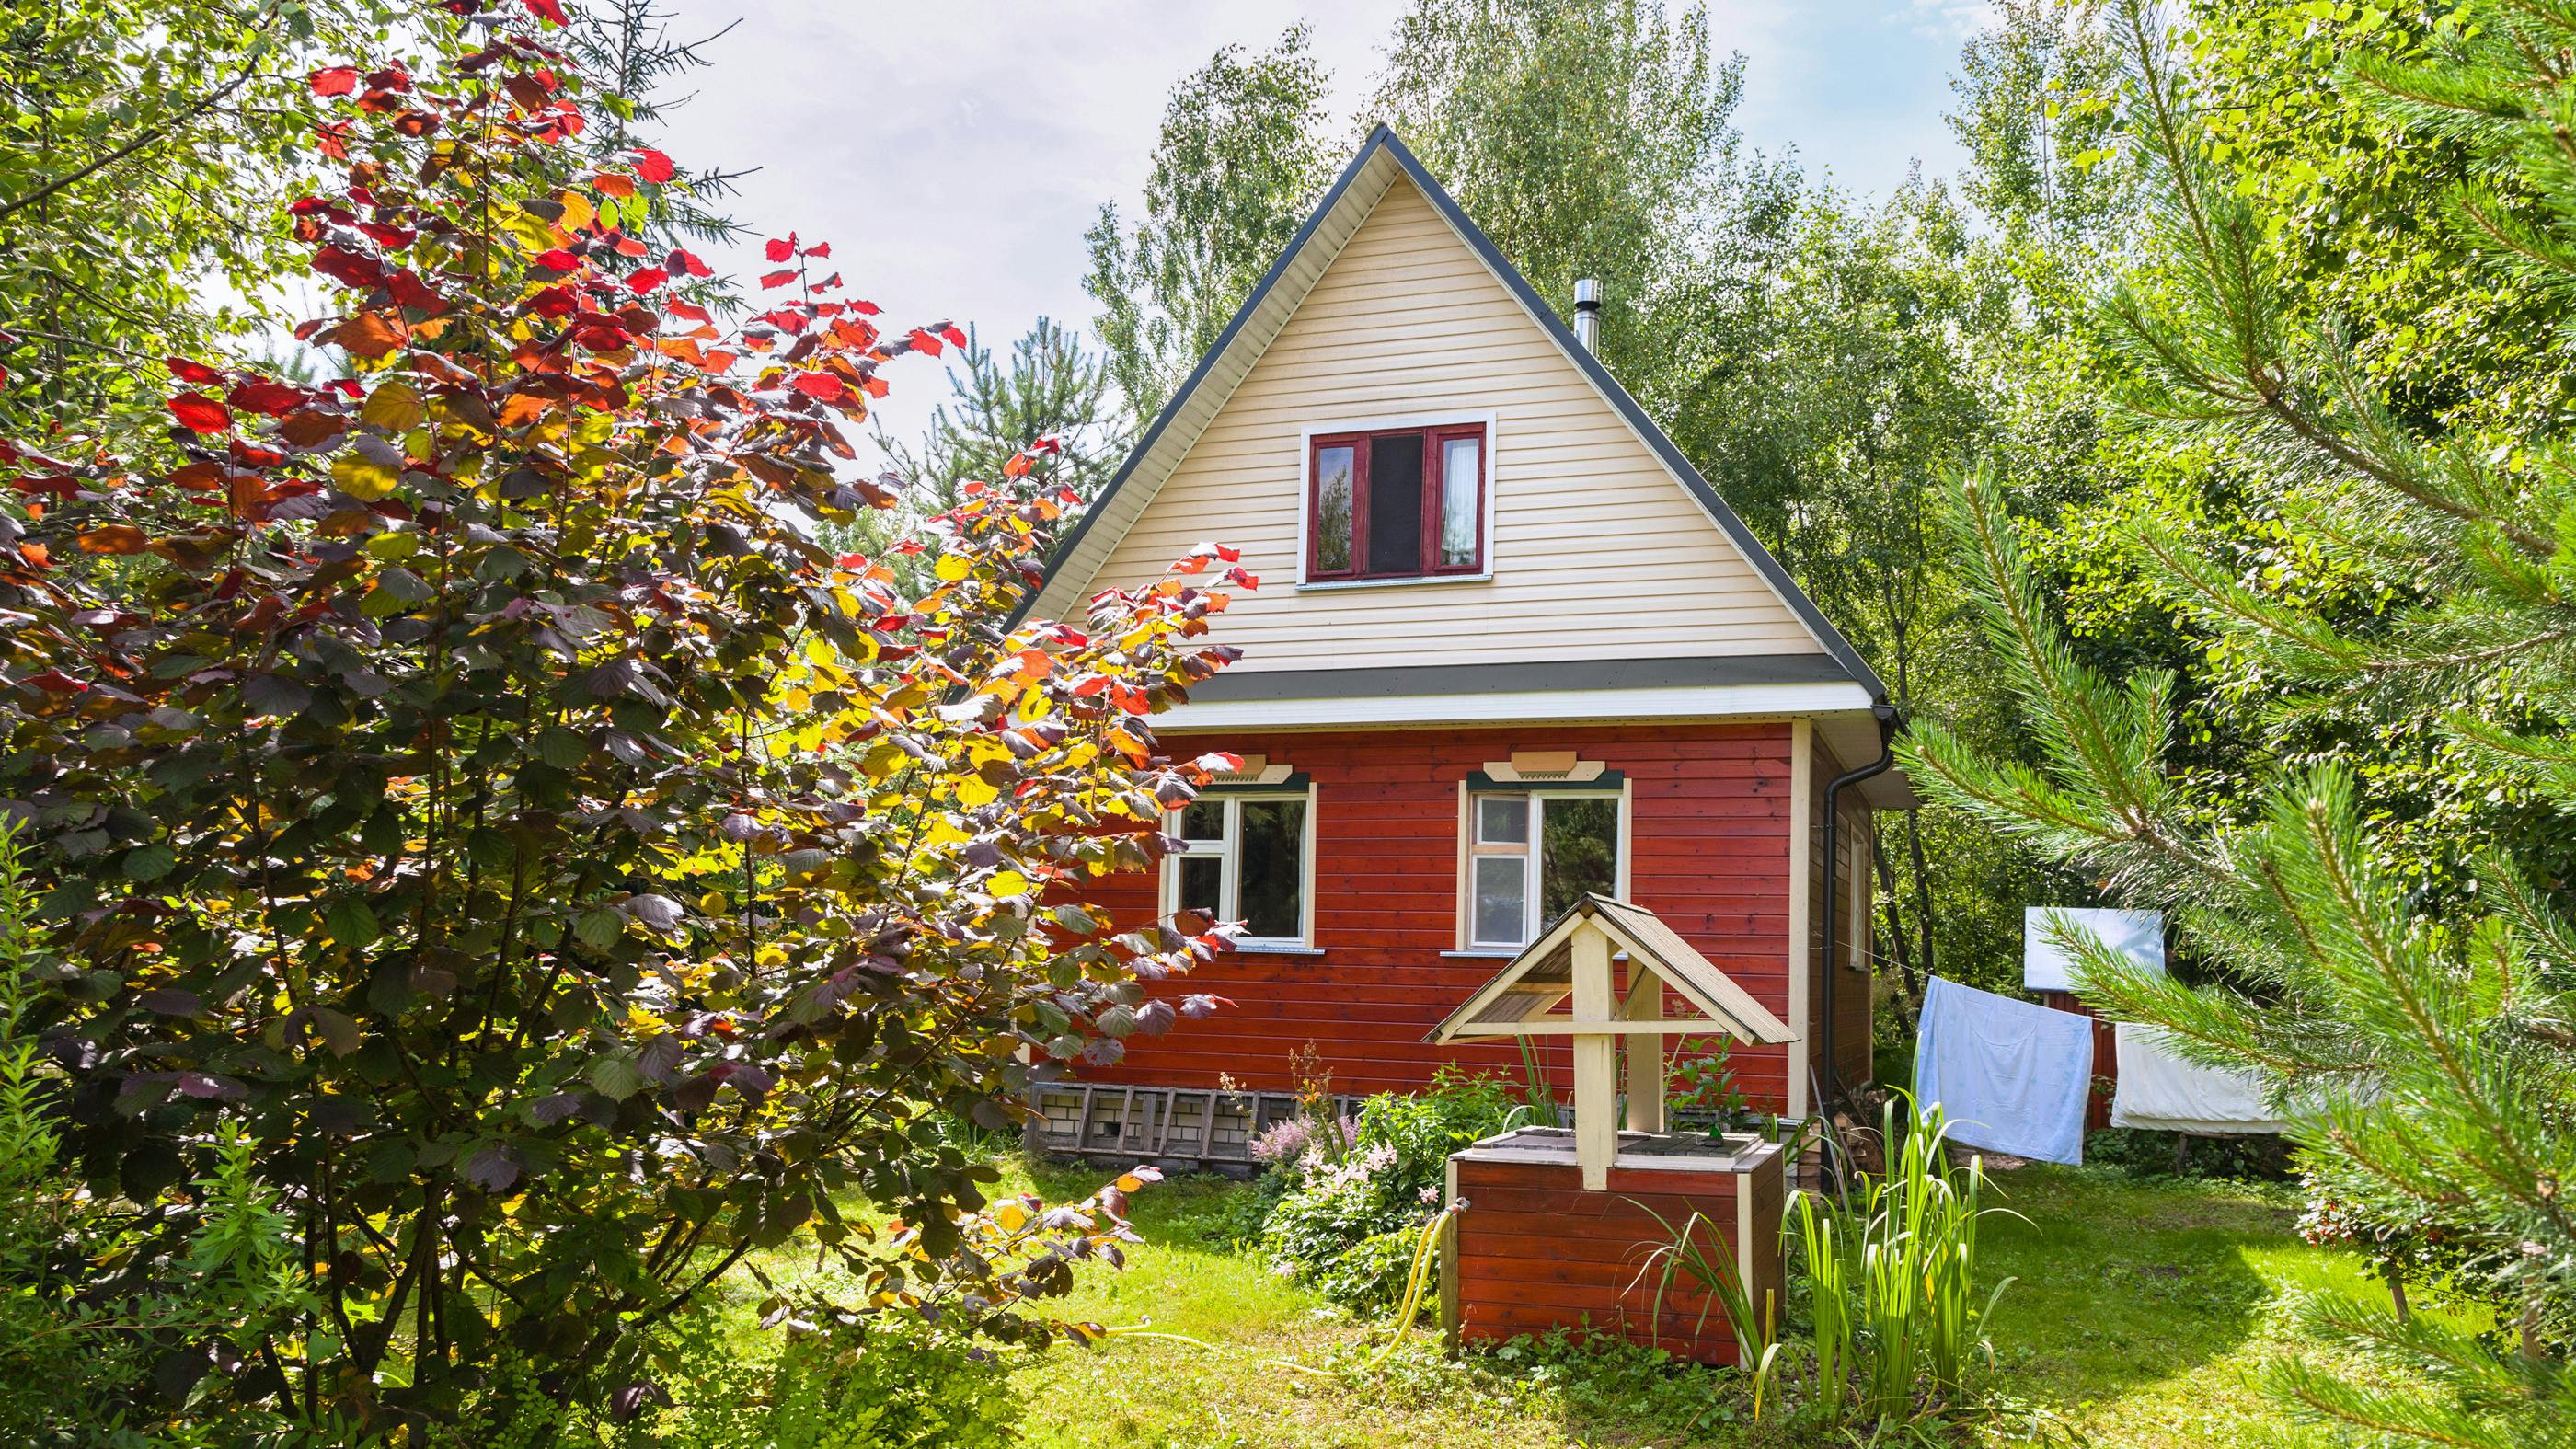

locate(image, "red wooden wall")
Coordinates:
1448 1153 1785 1365
1081 722 1811 1108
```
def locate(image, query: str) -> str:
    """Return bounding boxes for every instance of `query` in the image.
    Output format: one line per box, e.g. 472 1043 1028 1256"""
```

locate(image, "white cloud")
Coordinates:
648 1 1972 450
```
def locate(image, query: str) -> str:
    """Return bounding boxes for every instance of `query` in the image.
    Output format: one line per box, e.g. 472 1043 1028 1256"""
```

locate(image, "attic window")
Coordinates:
1308 423 1486 581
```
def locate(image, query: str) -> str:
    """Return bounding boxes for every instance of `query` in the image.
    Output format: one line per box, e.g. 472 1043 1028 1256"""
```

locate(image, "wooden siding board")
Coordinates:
1066 178 1829 671
1081 722 1801 1104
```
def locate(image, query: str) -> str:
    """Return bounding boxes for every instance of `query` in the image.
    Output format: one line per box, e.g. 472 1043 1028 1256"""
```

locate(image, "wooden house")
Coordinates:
1026 128 1909 1139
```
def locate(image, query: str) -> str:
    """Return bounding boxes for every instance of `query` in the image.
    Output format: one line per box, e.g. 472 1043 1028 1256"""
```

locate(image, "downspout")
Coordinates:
1818 703 1899 1115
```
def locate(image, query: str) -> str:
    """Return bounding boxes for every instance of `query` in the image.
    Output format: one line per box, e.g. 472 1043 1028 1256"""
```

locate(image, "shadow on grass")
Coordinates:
1974 1164 2306 1411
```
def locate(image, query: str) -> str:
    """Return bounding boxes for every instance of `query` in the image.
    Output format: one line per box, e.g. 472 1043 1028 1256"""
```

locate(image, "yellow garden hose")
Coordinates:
1105 1201 1462 1378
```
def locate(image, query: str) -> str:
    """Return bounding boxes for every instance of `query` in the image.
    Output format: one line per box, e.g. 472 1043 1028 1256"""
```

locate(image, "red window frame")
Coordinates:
1305 423 1487 581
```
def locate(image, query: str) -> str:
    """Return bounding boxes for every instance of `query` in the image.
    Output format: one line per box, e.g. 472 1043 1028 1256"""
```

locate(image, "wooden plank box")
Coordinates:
1443 1127 1784 1366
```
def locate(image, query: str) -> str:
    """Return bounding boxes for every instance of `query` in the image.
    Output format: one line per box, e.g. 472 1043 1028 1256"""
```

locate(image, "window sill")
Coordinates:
1228 943 1324 956
1441 949 1520 960
1294 572 1492 593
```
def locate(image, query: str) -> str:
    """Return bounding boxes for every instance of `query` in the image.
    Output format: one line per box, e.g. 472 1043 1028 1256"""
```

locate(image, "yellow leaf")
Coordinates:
558 189 596 234
988 870 1030 899
332 454 401 500
995 1202 1029 1233
1115 1174 1144 1193
935 554 972 582
361 380 425 432
956 776 999 808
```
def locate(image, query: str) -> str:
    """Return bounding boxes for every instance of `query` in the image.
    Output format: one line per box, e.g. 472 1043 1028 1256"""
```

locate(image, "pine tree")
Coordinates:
1903 6 2576 1442
835 318 1125 590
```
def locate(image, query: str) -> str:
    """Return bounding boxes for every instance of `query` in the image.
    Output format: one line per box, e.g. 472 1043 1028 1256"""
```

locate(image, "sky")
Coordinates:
651 1 1999 450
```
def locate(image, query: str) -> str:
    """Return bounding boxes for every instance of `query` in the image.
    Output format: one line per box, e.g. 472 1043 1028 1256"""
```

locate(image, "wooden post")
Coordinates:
1441 1156 1462 1352
1571 922 1617 1190
1623 967 1665 1133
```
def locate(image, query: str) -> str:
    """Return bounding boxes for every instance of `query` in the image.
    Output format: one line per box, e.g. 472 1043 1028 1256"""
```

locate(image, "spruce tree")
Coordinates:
1904 6 2576 1442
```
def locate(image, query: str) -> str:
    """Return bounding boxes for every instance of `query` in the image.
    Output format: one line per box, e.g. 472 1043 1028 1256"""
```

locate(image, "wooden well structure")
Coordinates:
1429 894 1795 1364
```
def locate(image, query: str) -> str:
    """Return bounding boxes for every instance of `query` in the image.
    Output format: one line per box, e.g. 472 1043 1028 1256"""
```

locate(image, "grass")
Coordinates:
981 1154 2471 1448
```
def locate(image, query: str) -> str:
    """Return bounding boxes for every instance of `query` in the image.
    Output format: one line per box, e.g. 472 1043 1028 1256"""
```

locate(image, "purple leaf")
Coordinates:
137 988 202 1017
463 1144 523 1193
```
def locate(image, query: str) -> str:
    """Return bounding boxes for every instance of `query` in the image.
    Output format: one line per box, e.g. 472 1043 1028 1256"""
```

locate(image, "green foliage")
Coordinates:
1081 26 1335 424
1904 6 2576 1441
1754 1099 2015 1432
1370 0 1772 406
1664 1036 1754 1133
0 0 398 443
1258 1068 1521 1310
615 1305 1018 1449
0 11 1249 1435
0 822 318 1446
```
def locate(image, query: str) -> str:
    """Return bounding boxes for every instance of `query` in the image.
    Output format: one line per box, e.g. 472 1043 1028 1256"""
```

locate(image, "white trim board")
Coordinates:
1152 682 1878 732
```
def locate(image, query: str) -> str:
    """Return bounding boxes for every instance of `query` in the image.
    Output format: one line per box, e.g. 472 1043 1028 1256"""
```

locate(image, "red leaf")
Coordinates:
765 235 797 263
167 393 232 434
632 148 674 184
804 242 832 259
313 246 389 291
19 669 86 695
938 324 969 349
523 0 569 24
524 286 577 318
532 248 581 272
760 269 798 290
906 328 944 357
165 356 224 385
850 299 881 316
859 375 890 399
226 380 307 418
358 222 417 248
665 299 712 325
1003 453 1032 479
309 67 359 98
668 247 712 278
626 267 669 293
790 373 845 401
385 269 443 311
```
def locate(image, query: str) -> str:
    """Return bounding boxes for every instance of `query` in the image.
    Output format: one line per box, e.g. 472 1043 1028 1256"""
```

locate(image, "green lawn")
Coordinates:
988 1155 2445 1448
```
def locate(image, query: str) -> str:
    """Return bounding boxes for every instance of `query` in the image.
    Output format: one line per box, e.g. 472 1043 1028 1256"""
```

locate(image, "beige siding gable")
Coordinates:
1070 177 1827 673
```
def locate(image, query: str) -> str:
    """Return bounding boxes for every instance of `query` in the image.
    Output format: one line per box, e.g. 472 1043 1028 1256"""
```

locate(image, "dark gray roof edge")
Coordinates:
1190 652 1857 703
1020 124 1890 702
1009 128 1398 629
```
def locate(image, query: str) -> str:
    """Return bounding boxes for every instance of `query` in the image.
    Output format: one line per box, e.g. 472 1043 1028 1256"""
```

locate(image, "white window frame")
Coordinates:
1162 788 1317 949
1295 408 1499 591
1459 786 1629 952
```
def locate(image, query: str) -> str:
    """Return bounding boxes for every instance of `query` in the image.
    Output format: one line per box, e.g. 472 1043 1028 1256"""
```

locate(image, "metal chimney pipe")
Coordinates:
1573 278 1602 352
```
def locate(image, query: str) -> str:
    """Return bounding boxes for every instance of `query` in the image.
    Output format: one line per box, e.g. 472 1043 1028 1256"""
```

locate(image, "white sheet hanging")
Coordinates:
2109 1023 2286 1134
1913 977 2094 1165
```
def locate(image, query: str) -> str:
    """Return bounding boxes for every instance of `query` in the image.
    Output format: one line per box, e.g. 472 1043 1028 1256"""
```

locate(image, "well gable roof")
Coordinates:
1025 125 1887 702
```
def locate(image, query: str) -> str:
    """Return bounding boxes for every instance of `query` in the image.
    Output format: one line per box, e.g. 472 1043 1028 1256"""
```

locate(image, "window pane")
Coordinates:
1236 799 1305 939
1179 855 1223 916
1539 796 1619 928
1366 432 1424 574
1179 800 1226 842
1473 856 1528 947
1475 795 1528 845
1439 435 1480 567
1314 446 1354 572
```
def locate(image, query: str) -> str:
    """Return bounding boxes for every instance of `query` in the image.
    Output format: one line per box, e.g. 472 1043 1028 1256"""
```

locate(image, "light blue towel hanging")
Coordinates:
1913 976 2093 1165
